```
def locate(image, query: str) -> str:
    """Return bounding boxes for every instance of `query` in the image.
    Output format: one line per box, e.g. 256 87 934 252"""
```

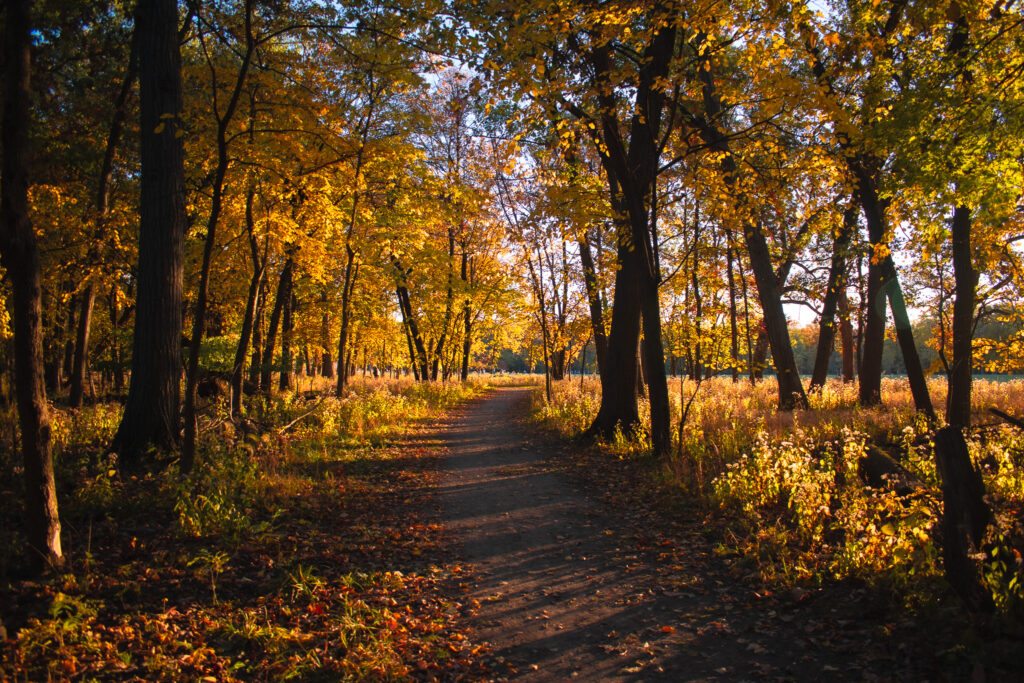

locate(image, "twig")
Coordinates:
989 407 1024 430
278 397 327 435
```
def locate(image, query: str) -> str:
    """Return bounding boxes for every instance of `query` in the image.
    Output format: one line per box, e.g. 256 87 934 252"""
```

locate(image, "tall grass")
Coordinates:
530 375 1024 612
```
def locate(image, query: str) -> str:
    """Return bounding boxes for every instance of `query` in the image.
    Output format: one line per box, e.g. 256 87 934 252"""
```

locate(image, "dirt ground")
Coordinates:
439 387 943 681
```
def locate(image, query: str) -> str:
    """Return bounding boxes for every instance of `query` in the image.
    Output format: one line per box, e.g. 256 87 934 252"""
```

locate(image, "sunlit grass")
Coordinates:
530 374 1024 615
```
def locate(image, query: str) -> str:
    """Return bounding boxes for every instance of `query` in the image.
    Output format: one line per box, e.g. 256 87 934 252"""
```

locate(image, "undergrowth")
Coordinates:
0 373 499 681
530 376 1024 623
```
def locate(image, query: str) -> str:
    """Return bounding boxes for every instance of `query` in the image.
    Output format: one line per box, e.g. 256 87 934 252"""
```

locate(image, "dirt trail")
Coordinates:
440 387 931 681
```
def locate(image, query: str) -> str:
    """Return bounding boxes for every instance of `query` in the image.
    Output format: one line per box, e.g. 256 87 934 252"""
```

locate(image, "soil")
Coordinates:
440 387 943 681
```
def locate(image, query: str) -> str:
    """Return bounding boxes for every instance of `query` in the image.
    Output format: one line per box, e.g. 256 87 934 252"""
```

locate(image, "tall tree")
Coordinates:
0 0 63 571
112 0 188 464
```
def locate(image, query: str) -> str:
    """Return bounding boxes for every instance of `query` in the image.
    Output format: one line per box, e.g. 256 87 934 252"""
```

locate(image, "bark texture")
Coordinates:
113 0 186 463
1 0 63 571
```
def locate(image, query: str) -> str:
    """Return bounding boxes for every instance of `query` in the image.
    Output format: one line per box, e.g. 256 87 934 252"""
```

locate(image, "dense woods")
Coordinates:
3 0 1024 678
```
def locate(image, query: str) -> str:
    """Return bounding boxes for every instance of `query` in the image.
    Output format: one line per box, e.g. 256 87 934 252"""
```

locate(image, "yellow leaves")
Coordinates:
870 242 890 263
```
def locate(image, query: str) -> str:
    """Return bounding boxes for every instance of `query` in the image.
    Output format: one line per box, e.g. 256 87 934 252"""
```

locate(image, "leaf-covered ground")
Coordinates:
1 417 488 680
4 377 1023 681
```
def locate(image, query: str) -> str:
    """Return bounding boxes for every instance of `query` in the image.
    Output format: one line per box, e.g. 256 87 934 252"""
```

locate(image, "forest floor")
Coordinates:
441 387 950 681
1 382 1008 680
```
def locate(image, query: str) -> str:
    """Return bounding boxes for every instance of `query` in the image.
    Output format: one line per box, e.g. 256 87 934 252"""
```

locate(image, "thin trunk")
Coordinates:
859 244 885 405
320 290 333 378
460 252 472 382
182 0 255 472
395 278 429 381
71 32 138 409
855 161 935 417
727 240 739 382
260 258 293 394
69 285 95 407
113 0 186 463
249 280 265 387
838 288 855 382
0 0 62 571
229 188 263 419
336 243 358 395
810 203 856 391
578 233 607 377
947 206 976 427
696 61 807 410
279 287 294 391
402 313 419 381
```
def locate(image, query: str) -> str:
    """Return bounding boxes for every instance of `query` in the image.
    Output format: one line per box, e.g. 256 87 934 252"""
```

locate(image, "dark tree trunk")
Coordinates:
460 252 472 382
335 244 358 396
587 215 642 435
727 241 739 382
947 206 976 427
181 0 255 472
838 288 855 382
113 0 186 463
403 315 419 381
578 233 607 377
584 27 675 455
858 250 885 405
934 426 993 612
854 161 935 418
229 188 263 419
319 290 333 379
230 262 262 418
279 288 295 391
1 0 63 571
69 285 95 407
395 280 429 381
810 204 856 391
260 258 292 394
249 280 265 387
72 31 137 410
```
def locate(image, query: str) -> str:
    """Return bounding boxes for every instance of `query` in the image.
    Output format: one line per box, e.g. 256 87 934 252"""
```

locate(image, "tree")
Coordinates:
0 0 63 571
112 0 188 464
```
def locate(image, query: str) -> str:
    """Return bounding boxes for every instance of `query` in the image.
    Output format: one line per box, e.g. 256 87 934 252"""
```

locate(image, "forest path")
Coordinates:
439 387 928 681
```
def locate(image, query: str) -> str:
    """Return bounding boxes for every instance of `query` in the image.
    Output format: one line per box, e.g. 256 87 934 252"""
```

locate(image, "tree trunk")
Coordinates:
858 249 885 405
584 27 676 452
230 261 262 418
229 188 264 419
578 233 607 377
587 217 641 436
934 426 993 612
260 258 292 395
0 0 63 572
947 206 976 428
335 244 358 396
395 279 429 381
461 295 472 381
113 0 186 464
810 204 856 391
727 241 739 382
249 279 265 387
69 285 95 407
696 62 807 410
838 288 855 383
319 290 333 379
181 1 255 472
72 29 137 409
279 287 295 391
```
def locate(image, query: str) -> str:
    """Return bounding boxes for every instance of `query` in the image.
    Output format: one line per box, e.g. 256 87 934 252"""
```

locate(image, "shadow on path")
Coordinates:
441 387 934 681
